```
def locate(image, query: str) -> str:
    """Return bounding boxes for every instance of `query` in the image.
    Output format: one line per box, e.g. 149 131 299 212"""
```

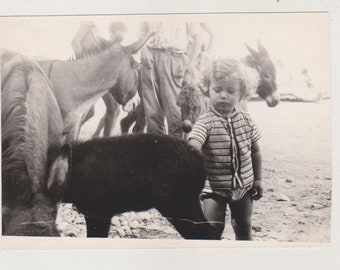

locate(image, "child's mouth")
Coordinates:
218 102 230 107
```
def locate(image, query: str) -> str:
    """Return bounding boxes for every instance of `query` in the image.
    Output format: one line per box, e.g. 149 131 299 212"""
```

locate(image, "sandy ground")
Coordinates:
56 99 331 243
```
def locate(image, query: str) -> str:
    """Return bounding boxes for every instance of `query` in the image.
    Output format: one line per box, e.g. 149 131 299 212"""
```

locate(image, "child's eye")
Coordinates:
228 88 236 94
213 87 223 93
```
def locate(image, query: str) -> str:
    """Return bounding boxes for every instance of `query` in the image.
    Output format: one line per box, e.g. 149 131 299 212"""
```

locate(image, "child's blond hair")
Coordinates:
202 58 259 100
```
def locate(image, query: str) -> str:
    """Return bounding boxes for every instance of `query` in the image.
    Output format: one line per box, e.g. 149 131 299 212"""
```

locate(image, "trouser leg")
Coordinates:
157 53 186 138
140 49 165 135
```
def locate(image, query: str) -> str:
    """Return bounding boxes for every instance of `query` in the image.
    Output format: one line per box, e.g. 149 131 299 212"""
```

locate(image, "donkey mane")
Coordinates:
2 58 34 202
69 41 121 61
2 55 63 202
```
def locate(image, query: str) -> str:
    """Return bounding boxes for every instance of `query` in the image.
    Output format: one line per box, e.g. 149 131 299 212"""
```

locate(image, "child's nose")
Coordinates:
220 92 228 99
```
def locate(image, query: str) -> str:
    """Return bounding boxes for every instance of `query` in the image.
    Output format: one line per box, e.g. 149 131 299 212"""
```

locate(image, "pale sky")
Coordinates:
0 13 330 90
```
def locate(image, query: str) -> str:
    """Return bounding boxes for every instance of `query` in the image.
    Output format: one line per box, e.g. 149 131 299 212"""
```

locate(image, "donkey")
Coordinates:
2 54 64 236
48 134 219 239
73 25 125 138
37 33 153 142
177 41 281 134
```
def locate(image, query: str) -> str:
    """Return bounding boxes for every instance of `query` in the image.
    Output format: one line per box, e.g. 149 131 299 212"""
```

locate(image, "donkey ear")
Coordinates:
257 39 269 57
125 31 155 55
245 43 261 60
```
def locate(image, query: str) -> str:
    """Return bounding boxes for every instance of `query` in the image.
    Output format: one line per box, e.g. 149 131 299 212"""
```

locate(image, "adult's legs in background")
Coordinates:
140 48 165 135
157 52 186 138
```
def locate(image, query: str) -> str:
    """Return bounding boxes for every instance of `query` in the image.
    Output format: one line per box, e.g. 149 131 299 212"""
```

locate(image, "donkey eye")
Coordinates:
263 73 271 79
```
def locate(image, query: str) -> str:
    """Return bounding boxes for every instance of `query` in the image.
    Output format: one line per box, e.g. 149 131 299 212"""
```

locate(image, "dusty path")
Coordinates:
57 100 331 242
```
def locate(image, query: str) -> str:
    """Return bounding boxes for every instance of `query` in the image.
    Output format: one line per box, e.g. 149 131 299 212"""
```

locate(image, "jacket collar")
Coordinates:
210 107 239 120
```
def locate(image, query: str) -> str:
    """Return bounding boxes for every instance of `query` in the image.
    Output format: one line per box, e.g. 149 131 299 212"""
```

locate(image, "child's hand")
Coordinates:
251 180 263 200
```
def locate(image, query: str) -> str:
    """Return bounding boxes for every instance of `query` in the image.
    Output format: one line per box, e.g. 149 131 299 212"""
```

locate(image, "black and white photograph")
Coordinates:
1 0 339 269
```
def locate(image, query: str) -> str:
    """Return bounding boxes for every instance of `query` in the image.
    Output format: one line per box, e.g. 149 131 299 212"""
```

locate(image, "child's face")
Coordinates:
209 77 242 115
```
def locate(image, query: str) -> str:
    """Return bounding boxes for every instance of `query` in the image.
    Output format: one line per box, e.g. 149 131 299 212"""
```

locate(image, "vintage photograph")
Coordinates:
1 12 331 245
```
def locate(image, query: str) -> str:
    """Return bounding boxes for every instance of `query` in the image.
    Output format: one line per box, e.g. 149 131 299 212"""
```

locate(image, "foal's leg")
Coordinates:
84 216 111 238
158 198 220 240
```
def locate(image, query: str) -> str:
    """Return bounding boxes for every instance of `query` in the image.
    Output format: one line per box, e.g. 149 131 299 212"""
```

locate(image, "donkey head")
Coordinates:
110 32 154 111
177 84 208 134
245 40 280 107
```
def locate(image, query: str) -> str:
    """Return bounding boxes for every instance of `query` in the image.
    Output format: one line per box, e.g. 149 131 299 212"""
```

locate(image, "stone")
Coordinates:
116 228 126 237
111 217 121 227
128 212 138 220
121 220 128 226
285 177 293 183
252 226 262 232
122 226 132 235
129 220 140 229
277 194 290 201
147 224 160 231
138 212 152 221
57 221 69 231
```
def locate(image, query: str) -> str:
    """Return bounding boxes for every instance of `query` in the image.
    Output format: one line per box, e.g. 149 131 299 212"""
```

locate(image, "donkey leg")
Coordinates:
132 103 146 134
158 198 220 240
92 116 105 137
120 109 137 134
100 93 120 137
84 216 111 238
81 106 95 126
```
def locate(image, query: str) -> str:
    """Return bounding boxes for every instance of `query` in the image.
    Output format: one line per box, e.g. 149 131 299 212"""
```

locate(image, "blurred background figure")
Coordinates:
300 68 313 89
138 22 205 138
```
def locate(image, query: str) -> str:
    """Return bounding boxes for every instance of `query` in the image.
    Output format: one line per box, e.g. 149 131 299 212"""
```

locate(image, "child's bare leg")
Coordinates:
229 191 253 240
202 193 227 238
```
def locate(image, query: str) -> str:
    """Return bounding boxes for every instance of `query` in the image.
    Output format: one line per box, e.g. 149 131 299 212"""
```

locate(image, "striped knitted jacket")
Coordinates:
188 108 261 195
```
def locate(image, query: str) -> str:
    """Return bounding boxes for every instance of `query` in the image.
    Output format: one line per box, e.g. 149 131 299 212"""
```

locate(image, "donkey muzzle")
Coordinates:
265 91 281 107
182 119 193 134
